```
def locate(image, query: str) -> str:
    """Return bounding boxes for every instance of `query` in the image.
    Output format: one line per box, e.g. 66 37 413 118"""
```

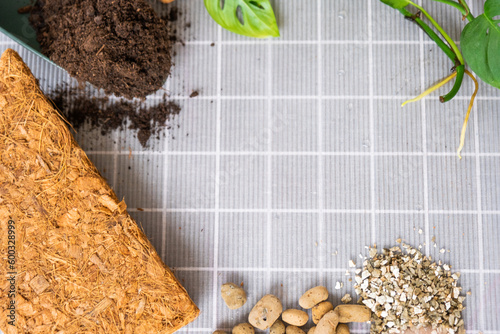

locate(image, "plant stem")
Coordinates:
399 7 464 102
407 0 464 64
399 8 456 62
458 0 473 20
431 0 474 21
440 65 465 102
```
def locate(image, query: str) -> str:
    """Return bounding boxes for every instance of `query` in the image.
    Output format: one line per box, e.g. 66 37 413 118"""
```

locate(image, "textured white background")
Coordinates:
1 0 499 332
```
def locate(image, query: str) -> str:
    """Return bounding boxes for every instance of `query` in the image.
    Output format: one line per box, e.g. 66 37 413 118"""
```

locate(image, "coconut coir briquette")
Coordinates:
30 0 173 99
0 48 199 333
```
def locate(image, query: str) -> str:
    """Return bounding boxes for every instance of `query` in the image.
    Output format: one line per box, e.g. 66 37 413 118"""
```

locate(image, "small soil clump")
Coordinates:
30 0 173 99
49 86 180 147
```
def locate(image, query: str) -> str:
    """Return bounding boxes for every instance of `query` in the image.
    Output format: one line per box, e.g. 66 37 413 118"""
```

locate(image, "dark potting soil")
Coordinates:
30 0 173 100
49 86 180 147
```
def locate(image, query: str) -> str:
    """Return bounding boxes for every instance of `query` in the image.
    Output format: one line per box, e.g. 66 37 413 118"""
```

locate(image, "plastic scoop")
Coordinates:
0 0 57 67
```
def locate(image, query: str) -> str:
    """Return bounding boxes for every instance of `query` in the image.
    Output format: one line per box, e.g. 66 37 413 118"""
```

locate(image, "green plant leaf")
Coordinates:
379 0 410 9
461 0 500 89
204 0 279 38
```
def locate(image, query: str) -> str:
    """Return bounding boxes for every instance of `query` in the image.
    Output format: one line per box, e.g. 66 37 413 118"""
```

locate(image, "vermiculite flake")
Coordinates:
354 243 466 334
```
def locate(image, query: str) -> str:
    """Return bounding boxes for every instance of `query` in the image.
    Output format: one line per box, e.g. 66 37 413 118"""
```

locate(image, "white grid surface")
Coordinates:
1 0 499 332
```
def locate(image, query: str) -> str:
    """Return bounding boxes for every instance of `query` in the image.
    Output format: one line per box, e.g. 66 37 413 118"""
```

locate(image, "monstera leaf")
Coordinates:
204 0 279 38
461 0 500 89
380 0 410 9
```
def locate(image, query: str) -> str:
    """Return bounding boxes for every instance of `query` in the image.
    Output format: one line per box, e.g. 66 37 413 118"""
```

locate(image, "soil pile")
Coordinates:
30 0 173 99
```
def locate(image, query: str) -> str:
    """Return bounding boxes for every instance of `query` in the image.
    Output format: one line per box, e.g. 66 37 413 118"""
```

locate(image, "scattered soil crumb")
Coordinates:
189 91 199 98
163 6 180 22
49 86 180 147
162 6 184 45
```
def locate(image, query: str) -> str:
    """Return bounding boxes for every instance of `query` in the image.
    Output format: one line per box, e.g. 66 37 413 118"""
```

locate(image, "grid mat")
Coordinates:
1 0 499 332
